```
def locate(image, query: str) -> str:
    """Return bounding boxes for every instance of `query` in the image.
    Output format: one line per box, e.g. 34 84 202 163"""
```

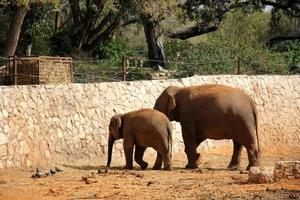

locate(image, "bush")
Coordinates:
97 36 138 68
271 41 300 74
164 10 290 77
165 38 289 77
50 30 73 56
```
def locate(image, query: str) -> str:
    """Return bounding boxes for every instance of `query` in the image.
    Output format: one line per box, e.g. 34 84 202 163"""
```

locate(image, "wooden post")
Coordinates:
70 59 74 83
122 56 127 81
55 11 61 32
13 56 17 85
5 57 8 76
237 57 241 75
38 57 40 84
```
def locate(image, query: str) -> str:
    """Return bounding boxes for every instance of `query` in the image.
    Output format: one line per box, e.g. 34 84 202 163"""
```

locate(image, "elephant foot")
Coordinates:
196 153 201 161
124 165 133 170
227 164 241 171
139 162 148 170
246 162 260 170
185 163 198 169
246 158 261 170
163 165 172 171
152 165 161 170
196 153 202 165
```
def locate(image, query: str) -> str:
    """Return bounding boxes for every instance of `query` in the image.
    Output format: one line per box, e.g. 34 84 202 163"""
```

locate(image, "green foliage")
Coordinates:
50 30 73 56
17 3 56 55
269 8 295 37
240 47 288 74
0 7 12 55
15 0 59 7
98 36 137 68
74 60 120 83
74 35 151 82
164 10 289 77
23 4 54 39
210 10 271 50
126 67 153 81
165 39 288 77
73 60 152 83
272 41 300 74
165 39 237 76
207 10 289 74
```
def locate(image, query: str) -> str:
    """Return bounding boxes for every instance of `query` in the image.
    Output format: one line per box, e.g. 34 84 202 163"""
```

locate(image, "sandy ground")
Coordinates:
0 148 300 200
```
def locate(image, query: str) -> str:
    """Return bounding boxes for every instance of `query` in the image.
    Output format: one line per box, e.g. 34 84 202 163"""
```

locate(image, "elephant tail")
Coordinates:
167 123 173 158
251 99 261 158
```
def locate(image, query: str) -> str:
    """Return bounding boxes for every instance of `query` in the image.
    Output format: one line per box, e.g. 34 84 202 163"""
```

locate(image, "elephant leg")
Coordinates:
153 152 162 170
228 141 243 170
196 138 205 164
182 126 198 169
123 139 134 170
245 143 260 170
134 145 148 170
162 150 172 171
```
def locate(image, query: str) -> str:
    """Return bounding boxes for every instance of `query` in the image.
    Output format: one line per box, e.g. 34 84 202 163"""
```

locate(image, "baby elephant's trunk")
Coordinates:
107 138 115 167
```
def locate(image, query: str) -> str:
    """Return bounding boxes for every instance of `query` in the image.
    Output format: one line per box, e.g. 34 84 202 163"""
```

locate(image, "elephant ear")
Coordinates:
109 115 123 139
111 115 122 128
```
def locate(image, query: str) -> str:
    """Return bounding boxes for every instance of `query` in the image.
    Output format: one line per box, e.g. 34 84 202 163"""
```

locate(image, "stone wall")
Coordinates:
0 75 299 168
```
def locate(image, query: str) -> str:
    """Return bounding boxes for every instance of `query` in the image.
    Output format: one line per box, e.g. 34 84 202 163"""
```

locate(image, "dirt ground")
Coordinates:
0 148 300 200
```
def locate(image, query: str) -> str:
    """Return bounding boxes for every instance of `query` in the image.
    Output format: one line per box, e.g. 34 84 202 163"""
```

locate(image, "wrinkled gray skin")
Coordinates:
107 109 172 170
154 84 260 170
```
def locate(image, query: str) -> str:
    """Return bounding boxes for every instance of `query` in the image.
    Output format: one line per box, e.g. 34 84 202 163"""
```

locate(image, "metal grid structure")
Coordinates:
5 56 74 85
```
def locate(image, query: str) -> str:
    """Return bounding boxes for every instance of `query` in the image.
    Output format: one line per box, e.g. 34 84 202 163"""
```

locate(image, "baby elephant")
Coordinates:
107 109 172 170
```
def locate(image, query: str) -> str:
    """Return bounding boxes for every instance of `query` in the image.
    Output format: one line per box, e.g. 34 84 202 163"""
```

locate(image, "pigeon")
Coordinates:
50 169 56 175
55 166 63 172
31 168 44 179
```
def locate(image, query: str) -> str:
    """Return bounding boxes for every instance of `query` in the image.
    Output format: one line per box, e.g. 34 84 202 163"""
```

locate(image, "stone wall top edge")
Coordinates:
0 75 299 90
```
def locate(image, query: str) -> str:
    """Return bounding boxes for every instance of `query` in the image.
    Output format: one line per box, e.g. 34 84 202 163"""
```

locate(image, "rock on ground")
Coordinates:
274 161 300 180
248 167 275 183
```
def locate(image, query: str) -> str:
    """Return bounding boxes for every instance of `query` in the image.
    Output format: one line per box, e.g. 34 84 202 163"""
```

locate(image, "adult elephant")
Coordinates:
154 84 260 170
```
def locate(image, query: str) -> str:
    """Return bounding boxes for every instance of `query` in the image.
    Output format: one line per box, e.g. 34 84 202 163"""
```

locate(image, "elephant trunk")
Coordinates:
107 138 115 167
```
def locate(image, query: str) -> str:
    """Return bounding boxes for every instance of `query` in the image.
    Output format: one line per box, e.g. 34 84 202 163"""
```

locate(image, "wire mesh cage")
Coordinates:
6 56 74 85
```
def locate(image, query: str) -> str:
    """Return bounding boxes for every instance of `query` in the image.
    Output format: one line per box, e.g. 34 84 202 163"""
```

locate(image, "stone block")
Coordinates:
248 166 274 183
3 125 9 135
2 109 8 118
0 160 7 168
274 161 300 180
0 133 7 145
19 141 30 155
0 145 7 157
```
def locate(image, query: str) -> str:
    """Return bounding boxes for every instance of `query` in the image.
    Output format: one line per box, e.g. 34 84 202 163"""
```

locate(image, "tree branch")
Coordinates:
261 0 293 9
167 23 218 40
166 0 299 40
69 0 82 28
120 18 139 26
85 18 121 49
87 11 114 40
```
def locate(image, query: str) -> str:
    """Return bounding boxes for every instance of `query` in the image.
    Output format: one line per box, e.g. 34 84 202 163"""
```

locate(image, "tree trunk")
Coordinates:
26 43 32 56
3 5 28 57
142 17 165 69
55 11 61 32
